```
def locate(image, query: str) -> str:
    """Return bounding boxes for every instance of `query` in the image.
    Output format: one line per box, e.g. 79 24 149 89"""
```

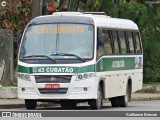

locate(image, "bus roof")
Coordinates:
82 12 139 30
90 15 139 30
32 12 139 31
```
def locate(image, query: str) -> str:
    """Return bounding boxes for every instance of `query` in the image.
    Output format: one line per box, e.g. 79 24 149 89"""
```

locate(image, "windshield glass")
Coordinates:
19 24 94 60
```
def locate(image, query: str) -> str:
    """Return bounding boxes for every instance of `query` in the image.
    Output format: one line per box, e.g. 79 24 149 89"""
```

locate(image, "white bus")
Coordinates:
17 12 143 110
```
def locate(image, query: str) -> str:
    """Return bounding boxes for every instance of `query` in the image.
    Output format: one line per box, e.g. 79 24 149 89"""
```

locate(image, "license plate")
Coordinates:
45 84 60 89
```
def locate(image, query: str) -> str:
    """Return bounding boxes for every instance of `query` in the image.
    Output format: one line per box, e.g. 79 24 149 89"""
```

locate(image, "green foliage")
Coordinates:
0 83 17 87
0 0 32 69
145 82 160 86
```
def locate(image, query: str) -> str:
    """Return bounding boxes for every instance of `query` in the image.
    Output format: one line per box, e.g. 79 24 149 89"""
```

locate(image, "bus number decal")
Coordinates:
32 67 74 73
38 68 45 73
112 60 125 68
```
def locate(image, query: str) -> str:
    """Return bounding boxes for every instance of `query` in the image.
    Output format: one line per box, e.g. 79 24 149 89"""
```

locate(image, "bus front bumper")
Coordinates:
18 76 97 100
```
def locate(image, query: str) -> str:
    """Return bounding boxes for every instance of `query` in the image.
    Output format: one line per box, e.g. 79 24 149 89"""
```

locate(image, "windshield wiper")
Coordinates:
57 53 85 62
23 55 56 62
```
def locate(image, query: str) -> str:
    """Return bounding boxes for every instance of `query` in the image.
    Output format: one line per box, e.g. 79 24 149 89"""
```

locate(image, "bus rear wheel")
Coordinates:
89 86 102 110
25 99 37 110
119 84 129 107
111 84 130 107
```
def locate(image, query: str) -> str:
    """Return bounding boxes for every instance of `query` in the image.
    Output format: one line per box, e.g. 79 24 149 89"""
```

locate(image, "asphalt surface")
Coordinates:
1 93 160 109
0 101 160 120
1 99 160 119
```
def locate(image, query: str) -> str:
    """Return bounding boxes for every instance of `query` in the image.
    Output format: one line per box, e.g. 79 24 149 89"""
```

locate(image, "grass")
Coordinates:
143 88 155 93
0 83 17 87
145 82 160 86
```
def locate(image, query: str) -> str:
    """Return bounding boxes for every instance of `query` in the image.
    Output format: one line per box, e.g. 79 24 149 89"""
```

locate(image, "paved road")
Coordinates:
0 100 160 111
0 101 160 120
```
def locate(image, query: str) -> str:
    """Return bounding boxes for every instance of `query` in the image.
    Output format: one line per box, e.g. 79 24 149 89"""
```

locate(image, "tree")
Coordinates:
0 30 13 84
0 0 32 84
31 0 41 19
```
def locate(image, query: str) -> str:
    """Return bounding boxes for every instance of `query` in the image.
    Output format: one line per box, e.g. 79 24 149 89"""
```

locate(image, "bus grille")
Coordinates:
35 75 72 83
38 88 68 94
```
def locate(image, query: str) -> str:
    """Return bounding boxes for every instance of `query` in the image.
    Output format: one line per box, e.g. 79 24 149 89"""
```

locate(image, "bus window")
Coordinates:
103 30 112 54
97 28 105 58
127 32 134 53
133 32 141 53
118 31 127 54
112 31 119 54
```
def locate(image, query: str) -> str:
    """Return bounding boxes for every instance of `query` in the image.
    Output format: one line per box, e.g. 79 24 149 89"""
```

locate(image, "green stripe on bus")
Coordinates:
18 65 29 73
79 64 95 73
96 57 136 72
18 64 95 74
18 56 142 74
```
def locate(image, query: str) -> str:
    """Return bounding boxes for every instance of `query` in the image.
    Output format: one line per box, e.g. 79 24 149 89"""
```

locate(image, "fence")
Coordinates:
0 29 14 85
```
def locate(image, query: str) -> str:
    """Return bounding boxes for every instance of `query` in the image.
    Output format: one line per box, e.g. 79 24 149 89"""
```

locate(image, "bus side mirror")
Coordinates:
17 29 24 50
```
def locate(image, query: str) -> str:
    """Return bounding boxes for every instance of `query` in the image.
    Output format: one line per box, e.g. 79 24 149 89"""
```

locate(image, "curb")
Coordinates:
131 92 160 103
131 95 160 101
0 104 25 109
0 87 17 99
0 101 57 109
132 97 160 101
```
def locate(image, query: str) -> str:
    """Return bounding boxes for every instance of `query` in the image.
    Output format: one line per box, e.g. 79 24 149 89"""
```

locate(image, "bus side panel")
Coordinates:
131 72 143 92
104 74 127 98
103 70 143 99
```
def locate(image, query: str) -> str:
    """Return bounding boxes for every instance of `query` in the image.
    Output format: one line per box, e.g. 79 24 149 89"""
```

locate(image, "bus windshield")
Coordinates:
19 24 94 60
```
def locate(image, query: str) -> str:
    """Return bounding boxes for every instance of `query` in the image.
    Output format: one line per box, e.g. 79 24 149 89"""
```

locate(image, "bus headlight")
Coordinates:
78 74 83 80
83 74 88 79
77 73 95 81
89 73 96 77
18 73 31 81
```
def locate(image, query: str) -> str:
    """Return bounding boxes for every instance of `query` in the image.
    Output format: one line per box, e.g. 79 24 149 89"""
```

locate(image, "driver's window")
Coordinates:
104 30 112 54
97 28 113 58
97 28 105 58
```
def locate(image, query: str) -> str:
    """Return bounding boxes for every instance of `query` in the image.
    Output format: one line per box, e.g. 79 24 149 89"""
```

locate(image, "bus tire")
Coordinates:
60 101 68 109
111 97 120 107
89 86 102 110
119 84 129 107
25 99 37 110
68 101 77 109
60 100 77 109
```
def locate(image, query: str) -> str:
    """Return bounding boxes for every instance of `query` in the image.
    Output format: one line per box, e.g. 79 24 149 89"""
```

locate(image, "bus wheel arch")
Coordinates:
88 79 104 109
127 78 132 102
99 80 104 105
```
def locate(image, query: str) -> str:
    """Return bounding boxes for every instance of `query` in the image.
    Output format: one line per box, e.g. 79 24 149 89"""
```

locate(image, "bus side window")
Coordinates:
112 31 120 54
97 28 105 58
133 32 141 53
126 31 134 53
118 31 127 54
103 30 112 54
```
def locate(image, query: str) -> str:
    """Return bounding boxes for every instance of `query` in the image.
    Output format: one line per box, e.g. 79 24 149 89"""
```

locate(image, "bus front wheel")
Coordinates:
25 99 37 110
60 100 77 109
88 86 102 110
